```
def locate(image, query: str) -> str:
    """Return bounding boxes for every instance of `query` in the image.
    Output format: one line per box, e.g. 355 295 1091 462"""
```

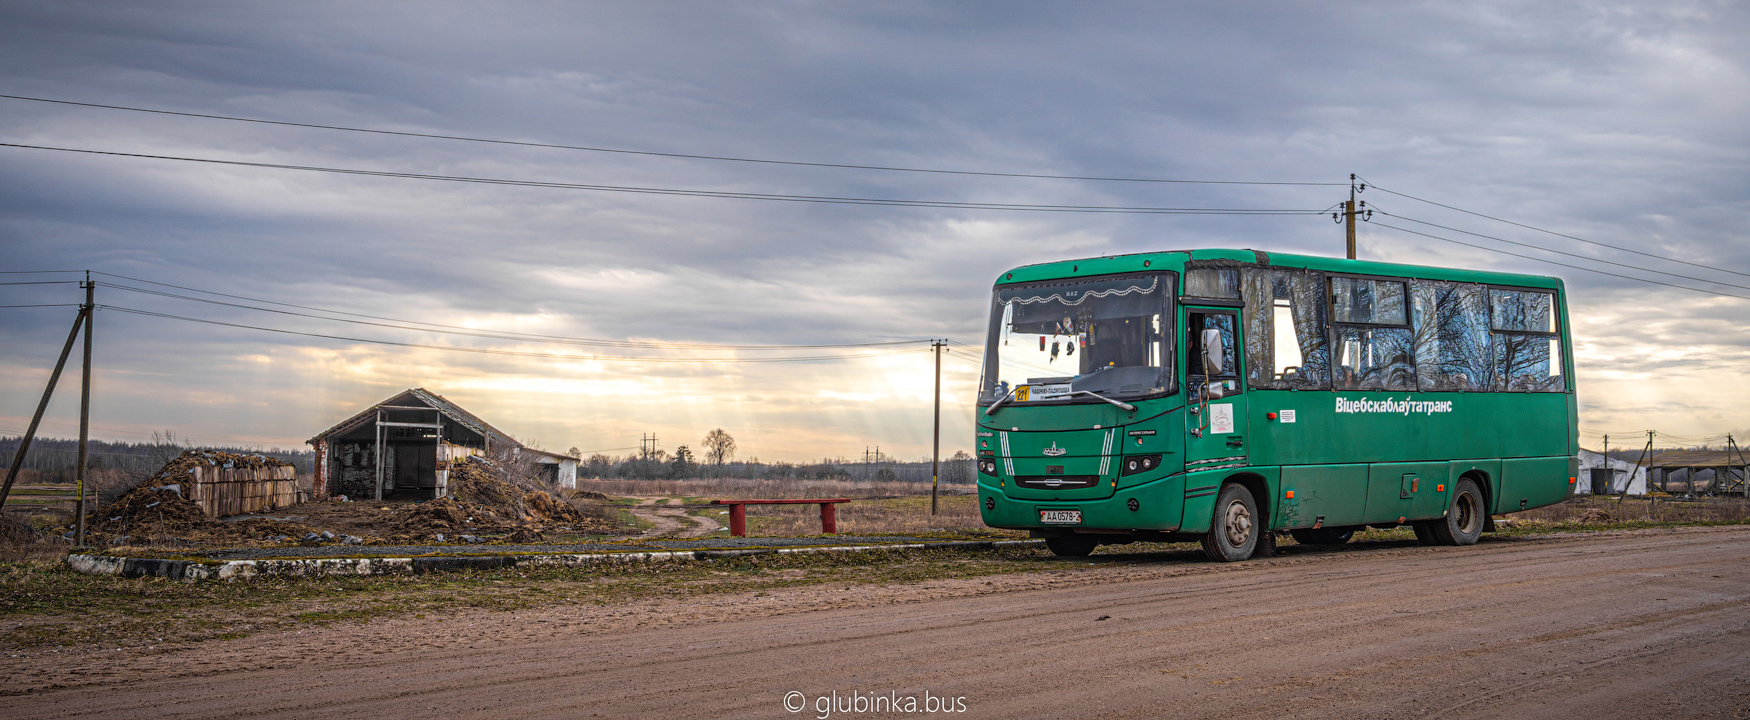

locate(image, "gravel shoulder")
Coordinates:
3 526 1748 718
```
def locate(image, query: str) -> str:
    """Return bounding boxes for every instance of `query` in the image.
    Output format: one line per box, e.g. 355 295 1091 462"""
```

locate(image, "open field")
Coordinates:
2 525 1747 718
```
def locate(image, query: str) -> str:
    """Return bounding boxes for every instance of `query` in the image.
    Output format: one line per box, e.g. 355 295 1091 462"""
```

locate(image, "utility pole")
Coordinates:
930 339 944 515
1631 430 1656 496
0 306 88 511
75 274 93 546
1728 434 1748 498
1335 174 1369 260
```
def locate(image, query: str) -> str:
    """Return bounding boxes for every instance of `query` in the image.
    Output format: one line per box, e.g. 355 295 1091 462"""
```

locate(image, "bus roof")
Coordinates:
993 248 1564 291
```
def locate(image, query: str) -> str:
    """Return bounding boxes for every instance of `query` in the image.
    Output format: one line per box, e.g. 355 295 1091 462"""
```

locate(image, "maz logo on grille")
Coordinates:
1041 442 1067 457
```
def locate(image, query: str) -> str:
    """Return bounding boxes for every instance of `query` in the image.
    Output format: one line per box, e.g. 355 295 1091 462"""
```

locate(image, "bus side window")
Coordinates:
1410 280 1491 392
1329 277 1415 391
1240 267 1329 390
1489 288 1564 392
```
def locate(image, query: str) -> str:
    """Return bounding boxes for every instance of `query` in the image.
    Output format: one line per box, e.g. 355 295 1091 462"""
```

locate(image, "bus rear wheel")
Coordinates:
1202 484 1260 562
1045 534 1099 557
1431 478 1484 546
1290 527 1355 546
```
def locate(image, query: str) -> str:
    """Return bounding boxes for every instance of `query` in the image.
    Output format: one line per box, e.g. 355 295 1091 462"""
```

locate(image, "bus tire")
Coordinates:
1431 478 1484 546
1045 535 1099 557
1202 484 1260 562
1290 527 1355 546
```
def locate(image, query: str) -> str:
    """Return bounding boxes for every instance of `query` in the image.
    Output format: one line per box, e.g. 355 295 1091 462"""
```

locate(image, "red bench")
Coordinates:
711 498 852 537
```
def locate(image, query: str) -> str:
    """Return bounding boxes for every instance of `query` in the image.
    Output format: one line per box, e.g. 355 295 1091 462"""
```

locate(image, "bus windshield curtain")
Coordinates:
1241 268 1330 390
997 275 1162 329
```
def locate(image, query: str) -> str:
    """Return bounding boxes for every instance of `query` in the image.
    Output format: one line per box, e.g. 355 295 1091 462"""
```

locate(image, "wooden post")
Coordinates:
1345 174 1358 260
729 503 746 537
374 408 384 501
931 339 942 515
75 275 93 546
0 309 87 511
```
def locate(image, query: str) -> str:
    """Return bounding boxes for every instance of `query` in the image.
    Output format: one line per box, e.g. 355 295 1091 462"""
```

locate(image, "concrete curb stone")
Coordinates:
66 539 1044 581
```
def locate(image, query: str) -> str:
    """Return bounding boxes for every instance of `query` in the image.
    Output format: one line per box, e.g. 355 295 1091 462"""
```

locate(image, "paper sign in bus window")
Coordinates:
1211 403 1235 434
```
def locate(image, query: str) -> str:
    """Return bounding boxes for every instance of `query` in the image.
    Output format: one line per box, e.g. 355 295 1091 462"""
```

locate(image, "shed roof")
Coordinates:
517 447 581 463
1648 450 1750 468
307 388 519 448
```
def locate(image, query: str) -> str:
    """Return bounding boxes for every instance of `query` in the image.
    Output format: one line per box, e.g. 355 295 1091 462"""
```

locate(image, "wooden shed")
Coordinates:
307 388 519 501
1648 450 1750 497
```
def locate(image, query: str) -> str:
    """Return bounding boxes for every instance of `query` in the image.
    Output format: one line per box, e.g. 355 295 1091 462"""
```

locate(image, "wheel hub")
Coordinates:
1455 493 1478 534
1223 500 1252 547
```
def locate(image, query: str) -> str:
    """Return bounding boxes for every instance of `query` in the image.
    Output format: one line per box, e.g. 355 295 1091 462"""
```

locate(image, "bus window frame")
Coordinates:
1184 307 1244 384
977 270 1181 407
1324 272 1417 391
1325 272 1414 330
1485 283 1568 393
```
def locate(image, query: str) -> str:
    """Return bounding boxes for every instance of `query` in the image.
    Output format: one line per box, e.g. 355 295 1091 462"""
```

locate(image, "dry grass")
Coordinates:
1508 495 1750 527
0 545 1056 651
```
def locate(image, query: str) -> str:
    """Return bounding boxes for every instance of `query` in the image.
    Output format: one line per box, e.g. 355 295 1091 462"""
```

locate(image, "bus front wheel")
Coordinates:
1431 478 1484 546
1202 484 1260 562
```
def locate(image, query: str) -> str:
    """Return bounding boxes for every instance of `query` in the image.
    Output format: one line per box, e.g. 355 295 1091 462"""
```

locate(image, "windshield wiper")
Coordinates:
983 387 1018 416
1068 390 1136 412
984 387 1135 415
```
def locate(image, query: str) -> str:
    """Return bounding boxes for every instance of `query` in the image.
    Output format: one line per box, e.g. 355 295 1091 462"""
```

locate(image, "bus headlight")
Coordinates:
1120 454 1163 476
978 459 999 476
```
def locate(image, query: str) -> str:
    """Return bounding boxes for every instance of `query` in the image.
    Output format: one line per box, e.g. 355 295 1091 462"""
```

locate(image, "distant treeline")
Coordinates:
0 435 314 484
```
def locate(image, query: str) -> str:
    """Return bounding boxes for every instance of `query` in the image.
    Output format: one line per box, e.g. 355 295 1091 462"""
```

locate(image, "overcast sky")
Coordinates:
2 1 1747 460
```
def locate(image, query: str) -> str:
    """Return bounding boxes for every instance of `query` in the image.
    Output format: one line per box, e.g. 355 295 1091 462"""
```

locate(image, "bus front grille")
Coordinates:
1015 475 1101 490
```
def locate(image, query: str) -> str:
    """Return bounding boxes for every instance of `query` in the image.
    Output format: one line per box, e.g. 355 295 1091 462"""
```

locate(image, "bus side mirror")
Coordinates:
1201 328 1223 375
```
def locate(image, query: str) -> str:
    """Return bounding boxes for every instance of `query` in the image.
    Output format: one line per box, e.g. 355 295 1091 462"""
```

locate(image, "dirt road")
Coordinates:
629 496 722 539
5 527 1747 719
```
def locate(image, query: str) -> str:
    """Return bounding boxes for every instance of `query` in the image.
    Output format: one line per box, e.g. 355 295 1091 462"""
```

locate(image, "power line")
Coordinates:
93 279 926 351
0 304 81 308
1360 177 1750 280
1374 210 1750 292
0 281 79 286
0 93 1345 187
98 304 932 364
95 272 911 349
1369 221 1750 302
0 143 1328 216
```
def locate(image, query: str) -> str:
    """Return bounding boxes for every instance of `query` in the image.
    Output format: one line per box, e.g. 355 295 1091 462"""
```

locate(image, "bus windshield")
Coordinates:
979 273 1175 404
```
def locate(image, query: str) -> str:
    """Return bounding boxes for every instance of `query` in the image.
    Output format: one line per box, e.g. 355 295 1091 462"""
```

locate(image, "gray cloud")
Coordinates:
2 1 1746 452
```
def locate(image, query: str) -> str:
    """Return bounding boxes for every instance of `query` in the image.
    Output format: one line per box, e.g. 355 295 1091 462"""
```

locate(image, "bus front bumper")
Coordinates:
979 476 1183 533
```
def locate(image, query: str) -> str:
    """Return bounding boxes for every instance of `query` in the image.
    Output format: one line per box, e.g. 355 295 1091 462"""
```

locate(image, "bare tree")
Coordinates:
702 428 736 465
493 442 554 490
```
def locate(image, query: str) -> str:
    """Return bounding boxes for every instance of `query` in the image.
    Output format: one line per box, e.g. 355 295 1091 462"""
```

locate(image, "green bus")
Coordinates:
975 248 1577 560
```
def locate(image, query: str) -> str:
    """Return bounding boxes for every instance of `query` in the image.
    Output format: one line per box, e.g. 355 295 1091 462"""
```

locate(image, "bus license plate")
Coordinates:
1040 510 1081 525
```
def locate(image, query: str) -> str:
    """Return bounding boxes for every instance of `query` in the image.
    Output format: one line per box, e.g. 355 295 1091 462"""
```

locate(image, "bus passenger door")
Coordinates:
1184 307 1247 471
